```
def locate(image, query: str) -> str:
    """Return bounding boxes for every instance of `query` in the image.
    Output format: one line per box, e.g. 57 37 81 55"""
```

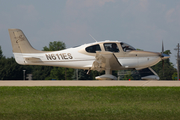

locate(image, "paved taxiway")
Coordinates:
0 80 180 86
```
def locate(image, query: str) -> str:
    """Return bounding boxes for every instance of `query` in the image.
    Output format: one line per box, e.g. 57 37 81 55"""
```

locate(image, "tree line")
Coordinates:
0 41 177 80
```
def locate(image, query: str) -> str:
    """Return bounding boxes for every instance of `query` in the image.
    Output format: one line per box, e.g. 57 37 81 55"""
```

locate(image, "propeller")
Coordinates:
161 41 164 76
159 41 170 76
161 41 164 54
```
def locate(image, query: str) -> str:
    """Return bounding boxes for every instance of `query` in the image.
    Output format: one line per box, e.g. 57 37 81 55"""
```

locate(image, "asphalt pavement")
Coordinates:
0 80 180 86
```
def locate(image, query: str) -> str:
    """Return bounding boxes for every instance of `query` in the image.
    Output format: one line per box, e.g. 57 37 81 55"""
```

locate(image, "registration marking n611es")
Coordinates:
45 53 73 60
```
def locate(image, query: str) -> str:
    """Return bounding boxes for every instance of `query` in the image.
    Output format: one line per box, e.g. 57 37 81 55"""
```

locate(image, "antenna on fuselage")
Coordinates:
89 34 97 42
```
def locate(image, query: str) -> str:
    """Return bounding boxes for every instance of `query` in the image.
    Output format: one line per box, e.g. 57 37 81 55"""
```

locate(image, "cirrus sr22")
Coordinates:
8 29 170 80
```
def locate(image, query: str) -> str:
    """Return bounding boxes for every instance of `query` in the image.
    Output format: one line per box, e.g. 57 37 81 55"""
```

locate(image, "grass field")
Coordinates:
0 87 180 120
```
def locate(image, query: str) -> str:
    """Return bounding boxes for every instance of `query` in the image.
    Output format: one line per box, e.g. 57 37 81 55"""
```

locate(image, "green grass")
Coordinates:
0 87 180 120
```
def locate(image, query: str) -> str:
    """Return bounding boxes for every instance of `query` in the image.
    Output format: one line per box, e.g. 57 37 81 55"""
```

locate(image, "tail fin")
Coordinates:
8 29 42 53
8 29 43 65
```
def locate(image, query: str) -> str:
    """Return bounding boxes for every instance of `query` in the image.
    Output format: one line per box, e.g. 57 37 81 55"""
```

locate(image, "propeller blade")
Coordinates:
162 40 164 54
162 60 164 76
161 41 165 76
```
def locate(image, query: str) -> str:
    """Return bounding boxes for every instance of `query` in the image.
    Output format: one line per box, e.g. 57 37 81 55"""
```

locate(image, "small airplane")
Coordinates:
8 29 170 80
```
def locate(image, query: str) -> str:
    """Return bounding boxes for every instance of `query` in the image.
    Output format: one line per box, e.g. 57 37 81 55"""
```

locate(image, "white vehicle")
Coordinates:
8 29 170 80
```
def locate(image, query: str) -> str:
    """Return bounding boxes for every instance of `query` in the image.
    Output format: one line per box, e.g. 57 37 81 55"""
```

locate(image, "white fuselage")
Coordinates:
14 41 162 70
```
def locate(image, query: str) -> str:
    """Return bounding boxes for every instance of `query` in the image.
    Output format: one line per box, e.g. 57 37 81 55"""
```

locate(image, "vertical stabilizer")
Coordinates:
8 29 43 65
8 29 42 53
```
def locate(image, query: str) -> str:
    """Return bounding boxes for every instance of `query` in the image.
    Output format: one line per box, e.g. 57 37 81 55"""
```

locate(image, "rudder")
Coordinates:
8 29 43 65
8 29 42 53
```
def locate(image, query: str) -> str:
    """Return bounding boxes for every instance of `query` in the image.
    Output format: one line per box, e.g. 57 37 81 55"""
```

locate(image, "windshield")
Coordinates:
120 42 136 52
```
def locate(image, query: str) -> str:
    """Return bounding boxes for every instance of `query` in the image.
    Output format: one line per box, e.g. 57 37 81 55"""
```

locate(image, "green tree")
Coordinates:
0 45 33 80
0 46 4 59
172 72 177 80
32 66 53 80
120 70 134 80
43 41 66 51
90 70 100 80
164 50 171 55
123 74 134 80
0 57 32 80
152 50 176 80
46 67 74 80
78 69 93 80
131 70 141 80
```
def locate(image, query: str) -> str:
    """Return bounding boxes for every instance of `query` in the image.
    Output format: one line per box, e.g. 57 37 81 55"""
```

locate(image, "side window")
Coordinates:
85 44 101 53
104 43 119 52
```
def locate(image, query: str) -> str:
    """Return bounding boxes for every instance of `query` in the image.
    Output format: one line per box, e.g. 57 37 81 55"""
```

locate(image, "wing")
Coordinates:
137 67 159 80
91 51 121 71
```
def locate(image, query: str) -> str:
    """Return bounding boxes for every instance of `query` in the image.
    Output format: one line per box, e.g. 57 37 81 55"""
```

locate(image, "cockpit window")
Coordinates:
120 42 136 52
104 43 119 52
85 44 101 53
